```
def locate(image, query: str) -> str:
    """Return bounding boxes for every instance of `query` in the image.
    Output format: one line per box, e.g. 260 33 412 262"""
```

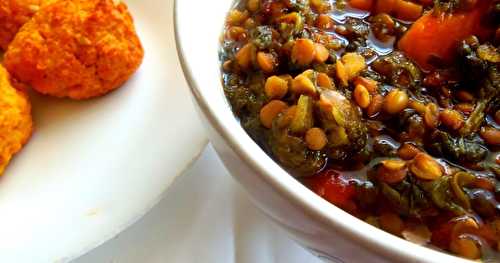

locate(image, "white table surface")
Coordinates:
74 144 323 263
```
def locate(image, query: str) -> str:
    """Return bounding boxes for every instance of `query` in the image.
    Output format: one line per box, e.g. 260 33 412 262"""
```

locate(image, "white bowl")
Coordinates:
174 1 472 262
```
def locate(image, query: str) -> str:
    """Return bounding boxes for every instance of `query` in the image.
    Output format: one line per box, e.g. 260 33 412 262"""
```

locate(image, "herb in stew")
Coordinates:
220 0 500 260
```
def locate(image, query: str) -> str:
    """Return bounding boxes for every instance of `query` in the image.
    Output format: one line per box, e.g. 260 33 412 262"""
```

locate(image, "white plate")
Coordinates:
0 0 207 262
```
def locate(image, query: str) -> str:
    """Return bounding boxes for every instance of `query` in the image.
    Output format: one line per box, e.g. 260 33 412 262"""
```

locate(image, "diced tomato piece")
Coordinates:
431 221 454 249
348 0 374 11
303 170 357 211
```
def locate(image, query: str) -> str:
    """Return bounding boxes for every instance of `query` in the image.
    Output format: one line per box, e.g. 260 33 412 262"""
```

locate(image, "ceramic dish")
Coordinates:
174 0 477 262
0 0 206 262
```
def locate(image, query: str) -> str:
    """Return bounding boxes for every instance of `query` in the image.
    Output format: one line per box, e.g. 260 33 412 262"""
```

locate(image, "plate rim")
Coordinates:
70 142 207 262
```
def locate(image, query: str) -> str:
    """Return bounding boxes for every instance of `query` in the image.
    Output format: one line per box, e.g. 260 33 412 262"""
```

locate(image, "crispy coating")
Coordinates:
0 65 33 175
0 0 55 50
4 0 144 99
0 0 41 50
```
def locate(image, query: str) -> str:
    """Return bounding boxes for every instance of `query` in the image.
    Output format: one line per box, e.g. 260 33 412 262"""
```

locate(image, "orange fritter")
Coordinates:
3 0 144 99
0 65 33 175
0 0 46 50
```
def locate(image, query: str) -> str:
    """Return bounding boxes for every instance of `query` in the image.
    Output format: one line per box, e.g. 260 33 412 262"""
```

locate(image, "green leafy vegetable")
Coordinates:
290 95 314 134
371 52 422 89
270 113 326 176
420 176 466 216
251 26 273 50
451 172 475 210
318 90 368 160
381 182 410 215
428 130 488 163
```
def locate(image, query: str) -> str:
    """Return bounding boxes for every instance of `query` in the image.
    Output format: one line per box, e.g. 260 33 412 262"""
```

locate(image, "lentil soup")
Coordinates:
220 0 500 260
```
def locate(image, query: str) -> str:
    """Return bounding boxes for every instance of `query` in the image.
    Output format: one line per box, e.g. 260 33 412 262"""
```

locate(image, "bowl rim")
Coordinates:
173 1 474 262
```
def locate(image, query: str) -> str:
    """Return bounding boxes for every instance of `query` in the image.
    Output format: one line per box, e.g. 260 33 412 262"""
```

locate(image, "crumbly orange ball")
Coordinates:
0 0 57 50
0 65 33 175
4 0 144 99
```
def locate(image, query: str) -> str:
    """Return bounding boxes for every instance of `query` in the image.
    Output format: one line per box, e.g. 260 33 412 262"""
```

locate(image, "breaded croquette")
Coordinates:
4 0 144 99
0 65 33 175
0 0 55 50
